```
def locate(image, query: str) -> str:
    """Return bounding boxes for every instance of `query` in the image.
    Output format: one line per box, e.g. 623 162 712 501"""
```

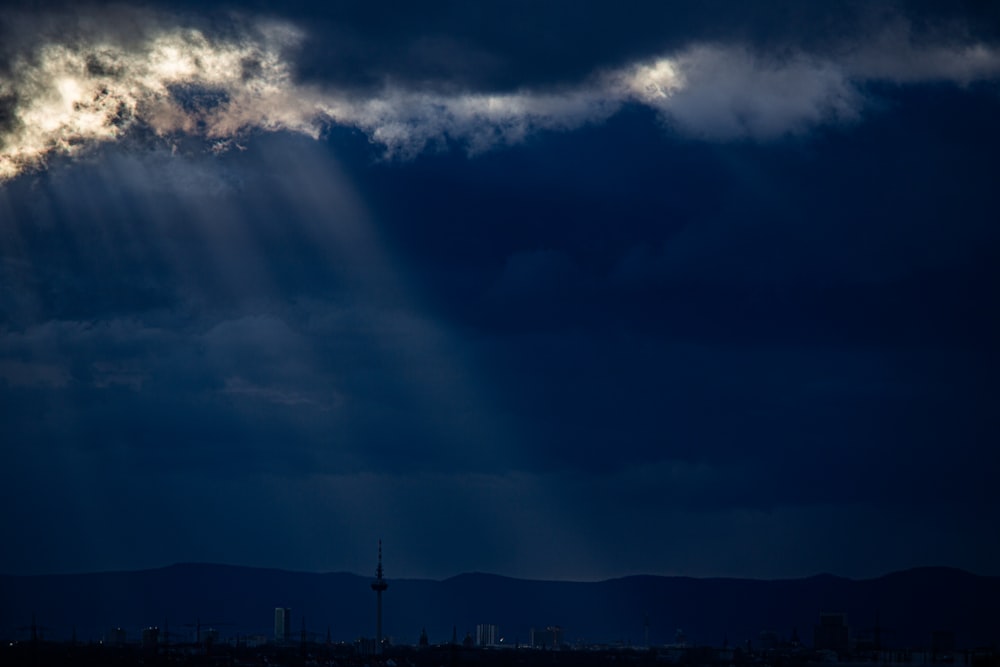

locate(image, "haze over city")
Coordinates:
1 0 999 583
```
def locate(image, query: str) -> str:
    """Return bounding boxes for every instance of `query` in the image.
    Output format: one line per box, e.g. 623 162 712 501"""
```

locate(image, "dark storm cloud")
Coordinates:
357 84 1000 516
219 0 1000 91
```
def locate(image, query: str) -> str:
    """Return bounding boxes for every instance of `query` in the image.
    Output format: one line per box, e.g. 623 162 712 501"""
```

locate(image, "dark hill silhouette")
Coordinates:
1 565 997 648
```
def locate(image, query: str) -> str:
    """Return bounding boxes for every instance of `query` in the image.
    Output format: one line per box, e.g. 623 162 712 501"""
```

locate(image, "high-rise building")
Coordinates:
105 627 126 646
814 612 849 654
275 608 291 643
141 627 159 649
530 626 563 649
476 624 498 647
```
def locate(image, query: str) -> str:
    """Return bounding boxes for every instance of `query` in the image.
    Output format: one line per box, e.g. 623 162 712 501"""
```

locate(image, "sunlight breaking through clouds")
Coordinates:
2 13 1000 180
0 20 311 180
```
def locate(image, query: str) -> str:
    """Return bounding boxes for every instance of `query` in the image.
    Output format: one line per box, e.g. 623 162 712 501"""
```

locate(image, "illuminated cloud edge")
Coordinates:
2 13 999 181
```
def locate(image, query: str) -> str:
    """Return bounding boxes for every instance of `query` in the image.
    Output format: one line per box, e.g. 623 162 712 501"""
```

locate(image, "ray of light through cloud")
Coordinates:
0 115 547 574
2 3 1000 582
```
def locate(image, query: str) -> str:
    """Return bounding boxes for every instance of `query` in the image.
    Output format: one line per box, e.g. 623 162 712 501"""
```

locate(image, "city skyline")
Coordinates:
1 0 999 581
3 563 998 649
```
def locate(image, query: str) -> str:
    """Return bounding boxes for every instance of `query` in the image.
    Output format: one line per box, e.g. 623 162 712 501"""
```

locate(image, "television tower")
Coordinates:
371 540 388 653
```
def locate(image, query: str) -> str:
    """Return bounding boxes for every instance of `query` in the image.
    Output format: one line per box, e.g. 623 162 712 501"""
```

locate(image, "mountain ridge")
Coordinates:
1 562 987 583
2 564 997 648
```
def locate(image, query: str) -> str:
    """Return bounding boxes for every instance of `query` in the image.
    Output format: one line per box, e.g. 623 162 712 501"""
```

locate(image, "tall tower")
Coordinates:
371 540 388 653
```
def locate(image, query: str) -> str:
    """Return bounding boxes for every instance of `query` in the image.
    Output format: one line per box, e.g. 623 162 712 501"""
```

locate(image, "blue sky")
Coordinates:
1 0 998 580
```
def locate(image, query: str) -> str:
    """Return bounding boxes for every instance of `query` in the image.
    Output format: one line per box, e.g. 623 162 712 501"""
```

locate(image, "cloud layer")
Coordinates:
2 8 1000 180
2 3 1000 580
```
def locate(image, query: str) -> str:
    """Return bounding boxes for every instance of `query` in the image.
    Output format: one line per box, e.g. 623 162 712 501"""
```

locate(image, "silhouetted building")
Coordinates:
275 608 291 643
530 626 563 649
105 627 126 646
759 630 780 650
814 613 849 654
477 624 499 646
141 627 159 649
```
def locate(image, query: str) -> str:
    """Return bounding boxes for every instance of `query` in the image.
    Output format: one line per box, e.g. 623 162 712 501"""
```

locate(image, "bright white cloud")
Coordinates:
2 16 1000 181
0 20 312 180
635 47 861 139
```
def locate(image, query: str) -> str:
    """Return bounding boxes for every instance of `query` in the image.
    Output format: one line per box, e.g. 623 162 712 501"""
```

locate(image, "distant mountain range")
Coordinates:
2 565 998 649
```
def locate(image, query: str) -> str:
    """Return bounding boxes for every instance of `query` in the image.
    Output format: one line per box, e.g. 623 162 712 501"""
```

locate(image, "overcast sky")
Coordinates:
1 0 998 581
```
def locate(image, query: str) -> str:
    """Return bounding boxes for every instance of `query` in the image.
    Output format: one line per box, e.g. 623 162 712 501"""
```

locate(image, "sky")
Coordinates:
1 0 999 581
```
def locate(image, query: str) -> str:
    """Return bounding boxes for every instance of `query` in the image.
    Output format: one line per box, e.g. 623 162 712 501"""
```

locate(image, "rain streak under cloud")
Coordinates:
3 8 1000 180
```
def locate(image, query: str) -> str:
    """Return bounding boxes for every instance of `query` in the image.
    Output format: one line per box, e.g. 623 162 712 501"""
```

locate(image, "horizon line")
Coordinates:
0 562 987 583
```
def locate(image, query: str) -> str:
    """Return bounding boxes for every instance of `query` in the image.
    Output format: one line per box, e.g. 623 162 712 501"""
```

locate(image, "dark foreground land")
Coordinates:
4 642 1000 667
